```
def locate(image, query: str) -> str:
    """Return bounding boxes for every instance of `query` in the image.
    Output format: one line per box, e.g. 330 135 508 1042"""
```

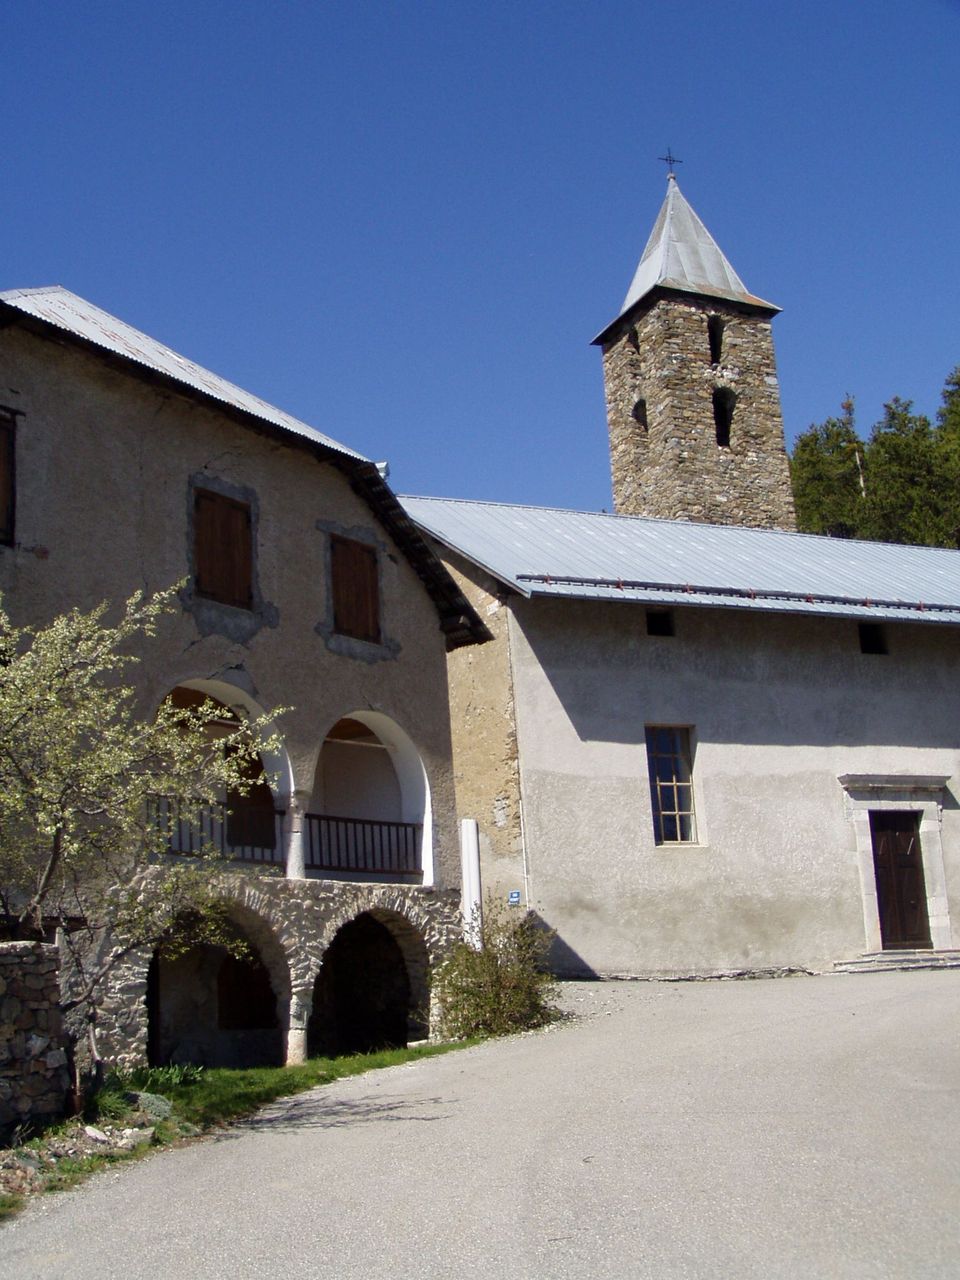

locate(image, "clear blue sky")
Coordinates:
4 1 958 512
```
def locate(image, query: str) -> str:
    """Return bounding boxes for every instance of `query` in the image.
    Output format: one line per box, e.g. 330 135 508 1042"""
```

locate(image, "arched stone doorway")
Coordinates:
306 712 433 883
146 914 288 1068
307 911 429 1056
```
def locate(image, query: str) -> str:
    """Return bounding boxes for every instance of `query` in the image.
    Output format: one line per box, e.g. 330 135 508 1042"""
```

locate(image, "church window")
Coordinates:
707 315 725 365
713 387 735 447
193 488 253 610
858 623 887 655
0 408 16 546
331 534 381 643
645 726 697 844
632 398 649 432
646 608 674 636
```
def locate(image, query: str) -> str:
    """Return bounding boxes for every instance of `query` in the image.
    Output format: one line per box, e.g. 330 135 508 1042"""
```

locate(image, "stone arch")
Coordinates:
145 896 292 1069
310 710 434 885
307 906 431 1056
169 678 293 805
160 680 293 865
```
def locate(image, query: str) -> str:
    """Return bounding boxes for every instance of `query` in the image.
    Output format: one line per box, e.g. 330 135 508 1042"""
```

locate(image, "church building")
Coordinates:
404 177 960 978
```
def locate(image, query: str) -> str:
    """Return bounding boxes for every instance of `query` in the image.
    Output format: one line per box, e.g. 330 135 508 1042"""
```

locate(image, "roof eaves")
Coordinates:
517 572 960 624
401 515 533 601
343 468 492 649
591 282 780 347
0 291 363 464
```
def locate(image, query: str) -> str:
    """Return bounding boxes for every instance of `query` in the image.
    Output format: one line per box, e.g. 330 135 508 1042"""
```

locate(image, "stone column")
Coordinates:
285 990 310 1065
284 790 311 881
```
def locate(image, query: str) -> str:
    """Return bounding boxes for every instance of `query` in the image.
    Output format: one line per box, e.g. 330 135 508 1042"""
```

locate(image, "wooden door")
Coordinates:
869 811 931 950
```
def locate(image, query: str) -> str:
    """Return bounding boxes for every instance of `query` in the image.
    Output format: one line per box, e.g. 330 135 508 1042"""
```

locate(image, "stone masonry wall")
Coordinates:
603 295 797 530
432 549 526 909
93 873 463 1069
0 943 70 1140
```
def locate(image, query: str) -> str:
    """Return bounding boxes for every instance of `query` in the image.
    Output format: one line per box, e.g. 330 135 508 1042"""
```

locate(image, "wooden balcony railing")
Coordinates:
305 813 422 878
151 796 286 867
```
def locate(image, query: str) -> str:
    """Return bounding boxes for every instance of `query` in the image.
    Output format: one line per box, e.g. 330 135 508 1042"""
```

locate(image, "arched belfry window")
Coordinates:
713 387 736 447
707 315 725 366
632 397 649 432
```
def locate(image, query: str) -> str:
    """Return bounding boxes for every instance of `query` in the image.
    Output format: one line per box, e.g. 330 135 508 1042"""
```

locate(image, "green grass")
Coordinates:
0 1194 23 1222
156 1040 470 1128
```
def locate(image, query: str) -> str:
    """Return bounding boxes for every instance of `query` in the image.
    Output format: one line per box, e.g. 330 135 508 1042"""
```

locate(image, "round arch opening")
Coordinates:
146 910 289 1069
163 682 292 861
309 711 433 884
307 910 430 1056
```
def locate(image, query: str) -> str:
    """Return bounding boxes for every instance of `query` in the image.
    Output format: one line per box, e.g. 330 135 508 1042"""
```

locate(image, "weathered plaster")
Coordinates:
0 324 460 888
435 550 526 908
505 597 960 976
0 322 467 1066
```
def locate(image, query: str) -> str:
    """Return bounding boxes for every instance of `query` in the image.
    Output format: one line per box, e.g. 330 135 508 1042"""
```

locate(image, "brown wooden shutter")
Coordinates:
194 489 253 609
331 535 380 642
0 414 15 547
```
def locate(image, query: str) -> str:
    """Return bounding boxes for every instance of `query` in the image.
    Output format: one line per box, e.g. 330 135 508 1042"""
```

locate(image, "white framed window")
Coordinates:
645 726 697 845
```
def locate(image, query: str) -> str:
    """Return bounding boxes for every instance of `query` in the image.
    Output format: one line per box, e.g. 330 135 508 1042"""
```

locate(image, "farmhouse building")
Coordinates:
0 285 487 1068
403 178 960 978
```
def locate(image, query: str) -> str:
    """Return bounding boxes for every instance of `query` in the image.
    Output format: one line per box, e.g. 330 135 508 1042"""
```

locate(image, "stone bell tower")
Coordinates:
592 174 796 530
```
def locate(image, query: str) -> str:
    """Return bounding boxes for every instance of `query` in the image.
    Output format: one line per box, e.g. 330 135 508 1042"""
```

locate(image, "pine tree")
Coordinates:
790 398 865 537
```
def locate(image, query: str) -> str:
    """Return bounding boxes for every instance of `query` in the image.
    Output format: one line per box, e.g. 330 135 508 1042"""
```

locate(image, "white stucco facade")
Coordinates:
485 593 960 976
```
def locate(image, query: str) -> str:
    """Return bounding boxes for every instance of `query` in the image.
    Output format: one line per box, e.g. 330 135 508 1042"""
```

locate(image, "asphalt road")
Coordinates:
3 970 959 1279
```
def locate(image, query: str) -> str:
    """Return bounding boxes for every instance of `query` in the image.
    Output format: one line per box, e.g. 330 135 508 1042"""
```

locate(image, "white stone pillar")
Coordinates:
284 790 310 880
460 818 483 948
285 992 309 1065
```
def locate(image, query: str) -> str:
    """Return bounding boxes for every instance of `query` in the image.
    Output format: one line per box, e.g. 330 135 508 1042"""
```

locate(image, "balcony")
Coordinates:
152 796 286 868
305 813 423 879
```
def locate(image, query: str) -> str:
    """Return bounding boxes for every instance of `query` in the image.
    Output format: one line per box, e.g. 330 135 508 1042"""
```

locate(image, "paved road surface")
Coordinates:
3 970 959 1279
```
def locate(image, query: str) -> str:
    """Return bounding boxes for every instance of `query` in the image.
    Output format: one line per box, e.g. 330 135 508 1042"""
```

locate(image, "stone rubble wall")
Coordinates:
0 943 70 1141
603 295 797 531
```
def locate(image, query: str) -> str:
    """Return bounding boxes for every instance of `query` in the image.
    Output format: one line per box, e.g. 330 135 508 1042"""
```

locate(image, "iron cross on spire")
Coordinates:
658 148 683 177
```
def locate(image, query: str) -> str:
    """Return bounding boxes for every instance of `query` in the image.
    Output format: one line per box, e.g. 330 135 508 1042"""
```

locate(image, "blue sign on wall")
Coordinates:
508 890 521 906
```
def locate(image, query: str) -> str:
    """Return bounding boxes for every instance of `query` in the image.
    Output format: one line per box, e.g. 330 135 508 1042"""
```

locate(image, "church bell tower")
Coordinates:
593 174 796 531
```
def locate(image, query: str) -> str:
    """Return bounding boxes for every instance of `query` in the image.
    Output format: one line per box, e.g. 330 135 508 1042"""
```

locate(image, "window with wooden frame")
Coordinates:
0 408 16 547
330 534 380 643
193 488 253 610
645 726 697 845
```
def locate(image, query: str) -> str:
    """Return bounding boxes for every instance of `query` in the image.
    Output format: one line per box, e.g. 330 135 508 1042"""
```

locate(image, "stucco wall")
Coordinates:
0 324 460 888
508 597 960 976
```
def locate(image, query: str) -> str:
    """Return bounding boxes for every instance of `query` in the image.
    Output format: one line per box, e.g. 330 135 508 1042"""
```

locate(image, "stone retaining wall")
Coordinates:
0 942 70 1141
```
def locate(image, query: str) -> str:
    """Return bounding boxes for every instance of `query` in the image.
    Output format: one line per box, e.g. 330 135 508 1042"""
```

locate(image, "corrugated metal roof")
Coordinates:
593 177 777 344
0 286 364 461
401 495 960 626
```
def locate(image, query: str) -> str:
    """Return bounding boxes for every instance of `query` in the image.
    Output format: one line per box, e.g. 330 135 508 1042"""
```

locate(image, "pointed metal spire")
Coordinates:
593 177 779 345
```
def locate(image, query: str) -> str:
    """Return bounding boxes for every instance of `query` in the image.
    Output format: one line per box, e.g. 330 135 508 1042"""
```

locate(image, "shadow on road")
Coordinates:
214 1091 454 1138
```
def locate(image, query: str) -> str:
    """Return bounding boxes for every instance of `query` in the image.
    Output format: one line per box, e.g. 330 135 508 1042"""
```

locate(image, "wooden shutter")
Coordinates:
194 489 253 609
331 535 380 642
0 413 15 546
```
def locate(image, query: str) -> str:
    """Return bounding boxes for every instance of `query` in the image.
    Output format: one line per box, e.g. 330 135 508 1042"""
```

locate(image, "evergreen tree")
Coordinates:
791 367 960 548
790 398 865 537
859 398 945 546
934 366 960 547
